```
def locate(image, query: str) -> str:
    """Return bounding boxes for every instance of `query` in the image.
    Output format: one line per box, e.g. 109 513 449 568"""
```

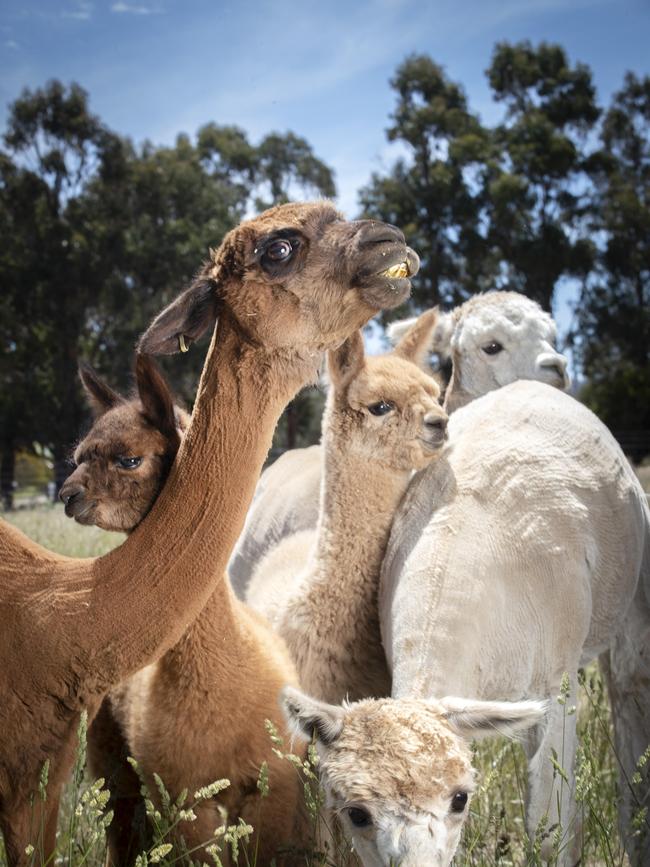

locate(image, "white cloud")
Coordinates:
62 1 93 20
111 2 162 14
4 40 19 50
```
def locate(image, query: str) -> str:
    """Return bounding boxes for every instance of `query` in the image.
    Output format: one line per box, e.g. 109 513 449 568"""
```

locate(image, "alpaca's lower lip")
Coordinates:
420 435 446 450
69 501 97 523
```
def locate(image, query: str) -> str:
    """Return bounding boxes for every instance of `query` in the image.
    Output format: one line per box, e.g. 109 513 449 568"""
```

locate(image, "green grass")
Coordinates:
3 502 125 558
0 505 643 866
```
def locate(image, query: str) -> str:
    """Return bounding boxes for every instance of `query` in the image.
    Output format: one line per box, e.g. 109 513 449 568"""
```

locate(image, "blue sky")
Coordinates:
1 0 649 342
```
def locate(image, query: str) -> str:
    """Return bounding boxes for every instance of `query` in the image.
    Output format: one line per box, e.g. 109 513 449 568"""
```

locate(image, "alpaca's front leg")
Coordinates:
525 673 580 866
87 698 150 866
0 789 60 867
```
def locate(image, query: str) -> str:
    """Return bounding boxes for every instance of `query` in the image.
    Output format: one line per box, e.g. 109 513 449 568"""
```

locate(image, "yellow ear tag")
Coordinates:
178 334 189 353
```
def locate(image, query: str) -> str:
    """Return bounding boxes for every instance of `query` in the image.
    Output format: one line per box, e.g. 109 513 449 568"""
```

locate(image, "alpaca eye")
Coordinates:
266 239 293 261
347 806 372 827
451 791 468 813
368 400 394 416
116 456 142 470
482 341 503 355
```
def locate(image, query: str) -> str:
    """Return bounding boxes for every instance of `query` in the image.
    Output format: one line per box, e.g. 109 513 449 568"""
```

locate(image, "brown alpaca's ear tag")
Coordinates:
178 334 190 353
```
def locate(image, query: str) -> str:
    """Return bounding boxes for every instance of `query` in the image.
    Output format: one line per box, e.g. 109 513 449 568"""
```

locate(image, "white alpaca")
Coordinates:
282 686 546 867
229 290 569 598
380 380 650 864
387 290 569 412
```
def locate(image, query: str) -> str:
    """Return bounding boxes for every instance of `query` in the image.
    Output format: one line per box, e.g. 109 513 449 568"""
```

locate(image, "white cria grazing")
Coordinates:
282 686 546 867
380 380 650 865
387 291 570 412
228 291 569 600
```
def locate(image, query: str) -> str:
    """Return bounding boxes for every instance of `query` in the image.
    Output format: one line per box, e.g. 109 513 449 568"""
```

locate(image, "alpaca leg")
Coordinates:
0 792 59 867
88 699 150 866
525 683 580 866
602 586 650 866
41 794 61 866
1 807 32 867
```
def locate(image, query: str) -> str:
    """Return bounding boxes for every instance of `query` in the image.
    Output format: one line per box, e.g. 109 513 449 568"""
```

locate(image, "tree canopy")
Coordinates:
2 44 649 505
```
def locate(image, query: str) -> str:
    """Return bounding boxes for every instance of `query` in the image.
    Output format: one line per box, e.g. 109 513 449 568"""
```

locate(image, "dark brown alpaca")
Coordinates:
60 359 189 533
62 357 187 863
0 201 419 866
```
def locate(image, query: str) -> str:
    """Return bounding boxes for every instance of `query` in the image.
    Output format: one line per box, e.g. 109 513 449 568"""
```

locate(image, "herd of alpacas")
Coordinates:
0 201 648 867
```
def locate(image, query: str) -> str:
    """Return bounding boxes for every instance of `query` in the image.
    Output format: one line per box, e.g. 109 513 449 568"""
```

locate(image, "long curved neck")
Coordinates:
287 409 411 702
3 314 316 694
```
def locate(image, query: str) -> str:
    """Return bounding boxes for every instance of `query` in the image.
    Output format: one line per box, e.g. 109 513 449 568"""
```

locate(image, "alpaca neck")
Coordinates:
285 419 411 703
156 578 244 689
443 363 472 414
4 312 317 696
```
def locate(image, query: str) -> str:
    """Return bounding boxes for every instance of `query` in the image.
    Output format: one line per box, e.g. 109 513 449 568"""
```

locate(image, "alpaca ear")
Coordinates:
138 270 222 356
135 354 181 450
391 308 439 370
440 697 547 741
78 363 125 418
327 331 365 389
281 686 344 746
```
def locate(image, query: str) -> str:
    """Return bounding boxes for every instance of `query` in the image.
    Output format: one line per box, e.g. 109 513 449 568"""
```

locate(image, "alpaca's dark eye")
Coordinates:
116 456 142 470
266 239 293 261
347 806 372 827
368 400 394 416
482 341 503 355
451 791 468 813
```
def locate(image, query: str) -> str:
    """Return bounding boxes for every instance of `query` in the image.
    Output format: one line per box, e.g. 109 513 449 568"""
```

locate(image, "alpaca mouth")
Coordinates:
420 433 447 451
358 246 420 309
66 500 97 523
380 260 413 279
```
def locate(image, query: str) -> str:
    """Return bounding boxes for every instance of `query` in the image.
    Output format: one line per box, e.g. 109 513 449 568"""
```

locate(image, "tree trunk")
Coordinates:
1 442 15 511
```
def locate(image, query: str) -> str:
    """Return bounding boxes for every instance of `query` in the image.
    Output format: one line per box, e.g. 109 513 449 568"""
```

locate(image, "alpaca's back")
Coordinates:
246 528 316 625
228 445 321 597
381 380 648 700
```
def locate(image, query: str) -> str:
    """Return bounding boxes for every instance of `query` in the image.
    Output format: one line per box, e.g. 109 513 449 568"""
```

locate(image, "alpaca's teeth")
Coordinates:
382 262 410 279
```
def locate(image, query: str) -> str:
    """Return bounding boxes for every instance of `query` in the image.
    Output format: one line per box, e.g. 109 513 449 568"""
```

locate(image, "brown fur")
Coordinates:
0 201 419 865
247 311 448 704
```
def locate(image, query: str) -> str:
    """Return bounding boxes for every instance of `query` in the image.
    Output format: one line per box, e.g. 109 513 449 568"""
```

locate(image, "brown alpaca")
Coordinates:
246 311 448 703
0 201 419 866
61 356 189 862
60 360 190 533
63 358 302 863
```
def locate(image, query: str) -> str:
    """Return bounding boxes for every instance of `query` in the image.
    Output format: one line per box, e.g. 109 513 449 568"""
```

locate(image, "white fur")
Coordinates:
380 380 650 864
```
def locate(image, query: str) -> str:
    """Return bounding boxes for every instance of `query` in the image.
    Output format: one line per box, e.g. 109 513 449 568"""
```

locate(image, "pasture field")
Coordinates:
0 505 641 866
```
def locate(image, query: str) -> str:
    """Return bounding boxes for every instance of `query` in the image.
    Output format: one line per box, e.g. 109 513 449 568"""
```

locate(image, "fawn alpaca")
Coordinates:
247 310 448 703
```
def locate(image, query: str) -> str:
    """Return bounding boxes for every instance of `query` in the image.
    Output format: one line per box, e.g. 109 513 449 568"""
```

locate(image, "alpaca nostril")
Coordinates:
356 220 406 248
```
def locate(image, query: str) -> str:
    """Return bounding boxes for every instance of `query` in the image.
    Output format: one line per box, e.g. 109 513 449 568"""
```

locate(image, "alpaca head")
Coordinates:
325 310 448 472
138 201 420 360
59 356 188 532
388 292 570 411
283 688 546 867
